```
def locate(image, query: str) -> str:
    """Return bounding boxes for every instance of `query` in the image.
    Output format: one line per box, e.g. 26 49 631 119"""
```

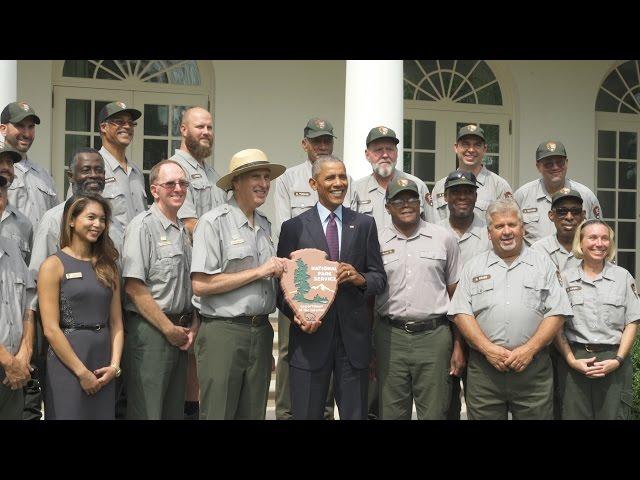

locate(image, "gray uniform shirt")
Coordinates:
438 212 491 266
562 262 640 345
376 220 460 322
514 178 601 246
273 160 357 241
531 234 581 273
448 246 573 349
191 197 277 318
0 237 35 356
0 204 33 263
353 170 434 231
169 149 227 221
122 203 193 315
432 166 512 222
8 158 59 231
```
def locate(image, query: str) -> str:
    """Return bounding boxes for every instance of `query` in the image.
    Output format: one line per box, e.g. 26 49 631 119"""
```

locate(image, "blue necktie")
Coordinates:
326 212 339 261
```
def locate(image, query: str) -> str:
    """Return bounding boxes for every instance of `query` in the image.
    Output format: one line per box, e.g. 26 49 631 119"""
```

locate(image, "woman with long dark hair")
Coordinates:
555 219 639 419
38 193 124 419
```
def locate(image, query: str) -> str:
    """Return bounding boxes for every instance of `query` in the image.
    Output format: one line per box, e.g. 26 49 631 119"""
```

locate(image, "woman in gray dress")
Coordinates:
38 194 124 419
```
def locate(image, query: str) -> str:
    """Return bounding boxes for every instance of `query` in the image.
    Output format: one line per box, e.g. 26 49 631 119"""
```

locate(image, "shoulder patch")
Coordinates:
472 274 491 283
425 192 433 207
593 205 601 218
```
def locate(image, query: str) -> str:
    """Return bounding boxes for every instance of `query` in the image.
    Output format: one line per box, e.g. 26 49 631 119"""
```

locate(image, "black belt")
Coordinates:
383 316 448 334
202 314 269 327
59 322 106 331
570 342 619 353
166 312 194 327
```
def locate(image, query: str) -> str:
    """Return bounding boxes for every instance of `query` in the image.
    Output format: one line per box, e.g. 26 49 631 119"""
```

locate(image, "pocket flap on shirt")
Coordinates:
602 295 624 307
36 183 56 196
420 250 446 261
471 279 494 295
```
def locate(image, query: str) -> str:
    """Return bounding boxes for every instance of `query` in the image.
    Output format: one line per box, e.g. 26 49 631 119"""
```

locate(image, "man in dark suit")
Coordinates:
277 155 386 420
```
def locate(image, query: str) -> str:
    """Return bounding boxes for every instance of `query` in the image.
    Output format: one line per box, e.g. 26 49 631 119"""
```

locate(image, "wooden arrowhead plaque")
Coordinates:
281 248 338 323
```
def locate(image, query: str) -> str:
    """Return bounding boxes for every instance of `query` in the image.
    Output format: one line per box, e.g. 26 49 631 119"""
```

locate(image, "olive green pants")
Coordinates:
125 312 188 420
375 321 453 420
560 345 633 420
466 348 553 420
196 317 273 420
0 379 24 420
275 311 335 420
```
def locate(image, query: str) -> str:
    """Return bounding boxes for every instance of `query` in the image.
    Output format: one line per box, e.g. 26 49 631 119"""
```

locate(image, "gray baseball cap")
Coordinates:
444 170 478 190
386 177 419 200
536 140 567 162
304 118 337 139
1 101 41 125
456 125 485 142
98 101 142 124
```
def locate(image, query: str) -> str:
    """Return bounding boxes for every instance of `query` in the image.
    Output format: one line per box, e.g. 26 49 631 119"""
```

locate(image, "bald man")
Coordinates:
169 106 227 419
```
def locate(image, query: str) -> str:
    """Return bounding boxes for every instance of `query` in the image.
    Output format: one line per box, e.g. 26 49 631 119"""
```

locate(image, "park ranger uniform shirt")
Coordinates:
514 178 601 246
191 197 277 318
431 166 512 222
353 170 435 231
122 203 193 315
562 262 640 345
531 234 581 273
438 212 491 266
448 246 572 350
169 149 227 221
8 157 59 231
0 204 33 263
376 220 460 322
0 238 35 355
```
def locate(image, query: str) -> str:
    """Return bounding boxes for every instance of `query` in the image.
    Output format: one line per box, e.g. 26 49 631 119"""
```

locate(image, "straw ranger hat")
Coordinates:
216 148 286 191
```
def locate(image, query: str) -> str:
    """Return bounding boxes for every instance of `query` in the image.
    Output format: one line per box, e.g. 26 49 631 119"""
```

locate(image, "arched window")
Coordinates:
403 60 510 190
62 60 201 86
595 60 640 275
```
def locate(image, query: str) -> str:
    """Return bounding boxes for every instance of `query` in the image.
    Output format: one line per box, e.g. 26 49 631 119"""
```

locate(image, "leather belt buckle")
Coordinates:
403 321 417 333
250 315 261 327
95 324 102 331
584 344 594 353
179 314 191 327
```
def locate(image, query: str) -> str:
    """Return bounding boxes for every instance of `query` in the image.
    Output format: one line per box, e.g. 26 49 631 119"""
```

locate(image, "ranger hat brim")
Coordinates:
216 148 286 191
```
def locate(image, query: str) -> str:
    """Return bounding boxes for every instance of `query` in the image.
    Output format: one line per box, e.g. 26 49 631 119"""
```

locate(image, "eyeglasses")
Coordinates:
107 119 137 128
539 158 566 169
388 197 420 208
554 207 582 217
156 180 190 190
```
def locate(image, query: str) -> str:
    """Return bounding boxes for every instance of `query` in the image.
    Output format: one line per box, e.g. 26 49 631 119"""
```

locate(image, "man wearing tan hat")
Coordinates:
0 102 58 231
191 148 287 419
431 124 512 222
514 140 601 246
272 117 357 420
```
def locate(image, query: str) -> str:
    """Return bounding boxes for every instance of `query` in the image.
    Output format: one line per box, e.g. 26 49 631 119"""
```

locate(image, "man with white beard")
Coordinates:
352 126 434 420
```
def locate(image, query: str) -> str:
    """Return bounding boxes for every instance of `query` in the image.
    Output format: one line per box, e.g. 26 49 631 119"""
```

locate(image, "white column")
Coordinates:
343 60 404 182
0 60 17 141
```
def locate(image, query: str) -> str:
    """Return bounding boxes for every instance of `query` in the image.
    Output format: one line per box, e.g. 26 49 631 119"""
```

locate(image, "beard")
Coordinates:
73 178 106 196
373 163 395 178
185 134 212 160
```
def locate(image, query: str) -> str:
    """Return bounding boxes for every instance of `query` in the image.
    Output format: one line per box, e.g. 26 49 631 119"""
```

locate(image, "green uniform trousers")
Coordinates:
375 321 453 420
125 312 188 420
0 381 24 420
275 311 335 420
560 345 633 420
466 347 553 420
196 317 273 420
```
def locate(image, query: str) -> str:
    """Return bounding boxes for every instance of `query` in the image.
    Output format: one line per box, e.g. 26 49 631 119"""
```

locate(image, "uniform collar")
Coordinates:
385 219 430 242
173 148 204 171
466 212 487 239
100 146 138 174
228 195 267 231
474 166 489 186
535 178 572 201
150 203 182 231
0 204 18 222
487 244 533 267
14 157 38 174
575 261 615 283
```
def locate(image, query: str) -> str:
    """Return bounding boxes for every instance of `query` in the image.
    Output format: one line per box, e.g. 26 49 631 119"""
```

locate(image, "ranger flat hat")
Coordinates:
551 187 583 207
386 177 419 200
98 101 142 124
1 101 41 125
217 148 286 191
366 126 399 146
536 140 567 162
304 118 337 139
444 170 478 190
456 124 485 142
0 142 22 163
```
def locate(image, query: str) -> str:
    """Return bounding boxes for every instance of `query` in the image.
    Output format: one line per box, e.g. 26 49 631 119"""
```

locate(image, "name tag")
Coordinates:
294 191 311 197
357 200 371 205
381 249 395 256
105 177 116 184
158 235 171 247
472 274 491 283
191 173 202 179
230 238 245 245
522 208 538 213
437 193 445 198
566 286 581 292
66 272 83 280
